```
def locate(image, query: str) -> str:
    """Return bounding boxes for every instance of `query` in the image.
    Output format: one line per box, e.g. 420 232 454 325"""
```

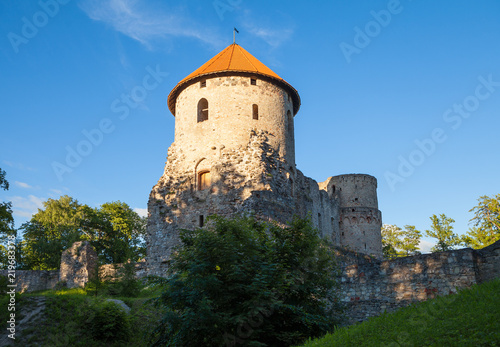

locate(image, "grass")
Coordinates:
300 279 500 346
4 284 164 346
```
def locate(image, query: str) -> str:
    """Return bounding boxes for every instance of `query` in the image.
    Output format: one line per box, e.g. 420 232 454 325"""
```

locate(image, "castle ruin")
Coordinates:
146 43 382 275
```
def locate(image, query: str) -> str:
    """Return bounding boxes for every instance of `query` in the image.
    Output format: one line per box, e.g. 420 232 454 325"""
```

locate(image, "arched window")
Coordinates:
198 98 208 122
198 171 211 190
287 110 293 134
252 104 258 120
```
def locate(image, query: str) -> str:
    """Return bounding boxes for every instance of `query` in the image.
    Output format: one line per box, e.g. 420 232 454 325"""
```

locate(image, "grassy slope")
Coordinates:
300 279 500 347
7 287 163 347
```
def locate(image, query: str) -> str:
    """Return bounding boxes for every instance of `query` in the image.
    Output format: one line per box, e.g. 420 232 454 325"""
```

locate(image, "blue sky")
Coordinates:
1 0 499 253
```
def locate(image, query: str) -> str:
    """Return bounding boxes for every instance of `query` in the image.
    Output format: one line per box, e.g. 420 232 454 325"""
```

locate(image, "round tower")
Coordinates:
167 43 301 172
327 174 382 257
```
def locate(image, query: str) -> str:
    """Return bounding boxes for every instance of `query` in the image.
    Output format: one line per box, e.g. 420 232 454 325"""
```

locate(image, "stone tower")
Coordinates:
147 44 382 275
325 174 382 255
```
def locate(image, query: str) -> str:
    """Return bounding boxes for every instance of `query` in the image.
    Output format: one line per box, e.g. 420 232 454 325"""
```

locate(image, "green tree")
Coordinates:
20 196 146 269
399 225 422 256
20 195 87 270
150 215 343 347
0 168 17 269
425 214 461 252
90 201 146 264
382 224 421 258
381 224 401 259
462 195 500 249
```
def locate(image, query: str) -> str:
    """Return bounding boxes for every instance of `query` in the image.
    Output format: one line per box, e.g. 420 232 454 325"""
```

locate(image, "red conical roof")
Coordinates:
167 43 300 116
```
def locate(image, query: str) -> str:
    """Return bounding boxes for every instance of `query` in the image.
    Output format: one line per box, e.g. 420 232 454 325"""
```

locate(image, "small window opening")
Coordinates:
252 104 258 120
352 209 355 212
287 110 293 134
199 215 204 227
198 98 209 122
355 198 358 201
342 232 344 236
250 78 257 85
365 243 367 250
332 185 336 194
198 171 211 190
200 80 206 88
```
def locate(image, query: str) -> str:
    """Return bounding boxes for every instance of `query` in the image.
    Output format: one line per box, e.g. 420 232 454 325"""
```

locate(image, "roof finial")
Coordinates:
233 27 239 44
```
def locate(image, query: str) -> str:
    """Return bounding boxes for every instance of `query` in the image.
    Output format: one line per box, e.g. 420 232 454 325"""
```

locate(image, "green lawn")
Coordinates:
300 279 500 346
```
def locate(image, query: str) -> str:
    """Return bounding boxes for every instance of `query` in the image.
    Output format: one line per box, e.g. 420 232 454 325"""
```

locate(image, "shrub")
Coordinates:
150 215 343 347
83 300 131 342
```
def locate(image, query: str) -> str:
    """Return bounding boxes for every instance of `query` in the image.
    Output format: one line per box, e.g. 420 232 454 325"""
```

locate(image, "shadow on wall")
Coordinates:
337 239 500 324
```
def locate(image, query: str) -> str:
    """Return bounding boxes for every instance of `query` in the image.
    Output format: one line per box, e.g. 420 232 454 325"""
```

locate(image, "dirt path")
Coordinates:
1 296 46 346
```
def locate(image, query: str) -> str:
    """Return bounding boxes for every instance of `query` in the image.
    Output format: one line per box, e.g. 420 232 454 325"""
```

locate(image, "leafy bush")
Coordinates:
106 262 143 298
150 215 343 347
83 300 131 343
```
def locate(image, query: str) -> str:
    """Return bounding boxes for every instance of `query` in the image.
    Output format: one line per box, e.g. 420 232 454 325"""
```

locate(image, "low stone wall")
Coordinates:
473 240 500 283
337 239 500 324
99 261 147 281
0 270 59 293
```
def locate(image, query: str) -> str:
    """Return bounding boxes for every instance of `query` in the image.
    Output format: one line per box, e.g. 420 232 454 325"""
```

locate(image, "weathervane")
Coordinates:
233 27 239 44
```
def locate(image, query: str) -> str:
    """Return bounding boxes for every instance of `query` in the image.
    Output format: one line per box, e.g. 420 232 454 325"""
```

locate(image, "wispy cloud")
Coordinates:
240 10 295 48
15 181 33 189
10 195 45 218
79 0 223 49
50 189 63 195
2 160 36 172
133 207 148 218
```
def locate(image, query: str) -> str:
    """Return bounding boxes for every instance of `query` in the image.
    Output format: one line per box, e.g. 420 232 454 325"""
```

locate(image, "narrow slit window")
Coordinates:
200 80 206 88
287 110 293 134
252 104 258 120
198 171 211 190
198 98 208 122
250 78 257 85
199 215 204 227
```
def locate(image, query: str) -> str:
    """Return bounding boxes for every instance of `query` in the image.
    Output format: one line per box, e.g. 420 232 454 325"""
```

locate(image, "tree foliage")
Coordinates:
382 224 421 259
150 215 343 347
0 168 16 268
425 214 461 253
462 194 500 249
19 195 145 270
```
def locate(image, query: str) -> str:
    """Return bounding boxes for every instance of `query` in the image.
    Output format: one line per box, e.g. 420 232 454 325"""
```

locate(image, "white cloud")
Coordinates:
240 10 295 48
15 181 32 189
10 195 45 219
79 0 223 49
133 207 148 218
2 160 36 171
419 239 435 254
50 189 63 195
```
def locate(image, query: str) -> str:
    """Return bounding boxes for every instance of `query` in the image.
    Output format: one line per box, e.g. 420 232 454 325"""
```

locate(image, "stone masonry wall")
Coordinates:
336 242 500 324
59 241 98 289
173 75 296 170
0 270 59 293
147 129 340 276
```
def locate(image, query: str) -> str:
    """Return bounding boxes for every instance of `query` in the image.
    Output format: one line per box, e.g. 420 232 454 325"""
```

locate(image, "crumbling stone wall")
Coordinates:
99 261 147 281
0 270 59 293
59 241 97 289
337 240 500 324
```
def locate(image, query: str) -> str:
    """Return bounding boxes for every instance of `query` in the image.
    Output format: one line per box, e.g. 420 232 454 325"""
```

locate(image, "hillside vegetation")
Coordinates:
300 279 500 346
